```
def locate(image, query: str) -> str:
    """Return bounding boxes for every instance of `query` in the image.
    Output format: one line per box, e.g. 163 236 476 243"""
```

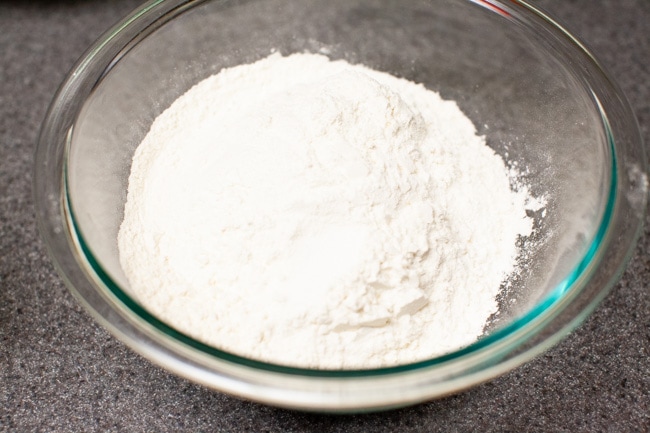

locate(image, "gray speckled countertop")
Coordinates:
1 0 648 431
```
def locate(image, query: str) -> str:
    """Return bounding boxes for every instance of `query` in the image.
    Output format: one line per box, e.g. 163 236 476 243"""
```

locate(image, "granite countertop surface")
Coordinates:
1 0 648 431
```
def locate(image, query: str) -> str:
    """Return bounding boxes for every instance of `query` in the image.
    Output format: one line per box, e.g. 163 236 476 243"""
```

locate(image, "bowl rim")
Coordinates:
34 0 648 411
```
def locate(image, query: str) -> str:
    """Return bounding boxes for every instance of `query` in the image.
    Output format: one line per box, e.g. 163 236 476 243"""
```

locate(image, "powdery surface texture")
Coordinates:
118 53 533 369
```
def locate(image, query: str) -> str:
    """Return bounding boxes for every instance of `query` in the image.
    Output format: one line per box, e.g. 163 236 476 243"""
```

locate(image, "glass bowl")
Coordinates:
34 0 647 412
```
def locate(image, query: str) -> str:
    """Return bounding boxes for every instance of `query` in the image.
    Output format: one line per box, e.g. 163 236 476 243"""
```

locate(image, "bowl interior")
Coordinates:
65 0 612 370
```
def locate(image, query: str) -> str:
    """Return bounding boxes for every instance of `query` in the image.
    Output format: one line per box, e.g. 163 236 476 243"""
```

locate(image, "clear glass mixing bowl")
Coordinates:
34 0 647 411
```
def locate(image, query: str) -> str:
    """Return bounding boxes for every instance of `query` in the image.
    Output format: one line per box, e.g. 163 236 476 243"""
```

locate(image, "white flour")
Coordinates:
118 53 535 369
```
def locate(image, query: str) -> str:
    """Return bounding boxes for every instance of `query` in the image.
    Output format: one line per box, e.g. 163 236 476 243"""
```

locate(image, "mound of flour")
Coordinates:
118 53 534 369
